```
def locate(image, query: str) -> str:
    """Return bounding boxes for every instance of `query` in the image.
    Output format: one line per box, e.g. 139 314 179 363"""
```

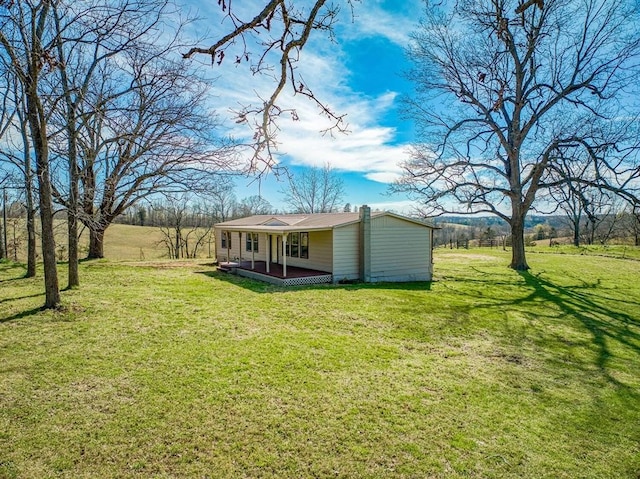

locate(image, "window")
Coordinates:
300 232 309 259
221 231 231 249
286 232 309 258
245 233 258 252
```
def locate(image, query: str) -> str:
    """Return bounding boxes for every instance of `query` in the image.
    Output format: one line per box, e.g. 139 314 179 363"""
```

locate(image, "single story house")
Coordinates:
213 205 436 286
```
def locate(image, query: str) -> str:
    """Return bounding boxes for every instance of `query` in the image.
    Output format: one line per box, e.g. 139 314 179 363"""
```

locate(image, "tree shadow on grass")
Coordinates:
195 270 432 294
0 292 44 305
0 306 44 323
0 262 27 283
515 271 639 395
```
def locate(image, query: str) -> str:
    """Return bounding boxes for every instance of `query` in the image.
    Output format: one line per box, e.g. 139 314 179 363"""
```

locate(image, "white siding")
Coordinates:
249 233 267 262
370 215 432 282
215 228 238 262
214 229 267 263
285 230 332 272
332 223 360 281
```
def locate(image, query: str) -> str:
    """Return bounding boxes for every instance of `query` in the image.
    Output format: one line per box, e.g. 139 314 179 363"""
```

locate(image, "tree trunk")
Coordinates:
24 160 37 277
26 206 36 277
35 153 60 308
1 189 6 259
54 5 80 289
67 213 79 287
26 93 60 307
88 227 105 259
573 223 580 247
0 216 4 260
509 213 529 270
66 139 80 285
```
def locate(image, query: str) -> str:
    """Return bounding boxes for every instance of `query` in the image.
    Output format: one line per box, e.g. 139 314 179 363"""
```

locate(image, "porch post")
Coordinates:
282 232 288 278
238 232 242 264
251 233 255 269
226 230 230 263
265 234 270 273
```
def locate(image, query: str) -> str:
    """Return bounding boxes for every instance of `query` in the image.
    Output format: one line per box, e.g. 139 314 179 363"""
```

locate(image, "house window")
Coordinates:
246 233 258 252
300 232 309 258
286 232 309 258
221 231 231 249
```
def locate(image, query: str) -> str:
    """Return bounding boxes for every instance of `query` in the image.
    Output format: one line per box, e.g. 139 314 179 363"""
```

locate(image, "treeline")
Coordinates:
435 208 640 248
111 190 275 259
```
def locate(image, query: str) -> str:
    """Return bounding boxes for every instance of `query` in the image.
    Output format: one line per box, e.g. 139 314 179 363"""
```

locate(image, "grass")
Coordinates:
7 222 211 262
1 249 639 478
525 242 640 260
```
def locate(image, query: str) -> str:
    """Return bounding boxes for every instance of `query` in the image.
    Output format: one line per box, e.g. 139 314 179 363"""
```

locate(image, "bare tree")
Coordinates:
48 1 168 287
619 206 640 246
395 0 640 270
183 1 351 173
209 180 238 223
157 195 214 259
0 66 39 276
45 0 208 281
61 51 232 260
236 195 274 217
281 163 345 213
0 0 61 307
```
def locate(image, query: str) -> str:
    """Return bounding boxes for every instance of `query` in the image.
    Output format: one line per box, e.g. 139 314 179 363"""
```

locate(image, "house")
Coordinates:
213 205 436 286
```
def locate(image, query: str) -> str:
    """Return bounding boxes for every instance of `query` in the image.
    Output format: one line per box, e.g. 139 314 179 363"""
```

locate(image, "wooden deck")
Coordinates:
219 261 333 286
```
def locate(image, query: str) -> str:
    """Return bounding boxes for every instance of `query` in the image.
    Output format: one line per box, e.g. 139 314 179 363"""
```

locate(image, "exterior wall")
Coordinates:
369 216 432 282
285 230 333 273
215 215 433 283
215 229 266 263
215 228 238 262
332 223 360 282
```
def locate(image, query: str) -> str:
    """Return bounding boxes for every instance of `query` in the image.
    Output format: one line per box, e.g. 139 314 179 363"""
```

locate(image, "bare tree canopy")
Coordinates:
0 0 237 306
183 0 353 173
236 195 274 217
395 0 640 270
281 163 345 213
0 0 62 307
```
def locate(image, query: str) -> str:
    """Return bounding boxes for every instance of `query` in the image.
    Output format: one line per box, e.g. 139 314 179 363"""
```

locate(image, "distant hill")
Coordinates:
433 215 567 231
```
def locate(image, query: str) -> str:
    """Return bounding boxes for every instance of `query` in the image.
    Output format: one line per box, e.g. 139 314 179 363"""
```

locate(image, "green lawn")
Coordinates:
526 243 640 260
1 250 639 478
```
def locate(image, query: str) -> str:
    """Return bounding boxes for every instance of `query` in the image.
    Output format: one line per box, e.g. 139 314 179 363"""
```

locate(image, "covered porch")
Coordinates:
218 260 332 286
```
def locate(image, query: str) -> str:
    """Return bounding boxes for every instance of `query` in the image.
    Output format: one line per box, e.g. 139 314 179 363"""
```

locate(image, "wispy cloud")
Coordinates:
181 0 418 185
339 0 423 46
369 199 419 214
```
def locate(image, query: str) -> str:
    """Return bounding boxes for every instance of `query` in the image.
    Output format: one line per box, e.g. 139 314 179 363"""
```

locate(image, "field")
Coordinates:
5 222 212 262
1 248 639 478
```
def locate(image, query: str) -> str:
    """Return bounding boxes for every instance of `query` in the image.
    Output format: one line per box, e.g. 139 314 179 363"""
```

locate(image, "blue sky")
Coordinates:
181 0 424 212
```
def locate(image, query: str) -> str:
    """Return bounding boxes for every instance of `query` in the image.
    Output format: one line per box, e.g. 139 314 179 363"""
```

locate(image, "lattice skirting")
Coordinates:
280 274 333 286
236 269 332 286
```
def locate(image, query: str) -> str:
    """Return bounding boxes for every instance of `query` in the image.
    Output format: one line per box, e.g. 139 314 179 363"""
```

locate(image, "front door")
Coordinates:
270 235 280 264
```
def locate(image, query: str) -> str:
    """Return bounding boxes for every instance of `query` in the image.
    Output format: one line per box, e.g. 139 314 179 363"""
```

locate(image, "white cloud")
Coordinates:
365 171 403 183
182 0 416 185
368 199 419 214
339 0 423 47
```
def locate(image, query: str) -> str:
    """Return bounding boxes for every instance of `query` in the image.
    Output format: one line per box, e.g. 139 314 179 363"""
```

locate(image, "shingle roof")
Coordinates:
216 212 362 229
215 211 435 232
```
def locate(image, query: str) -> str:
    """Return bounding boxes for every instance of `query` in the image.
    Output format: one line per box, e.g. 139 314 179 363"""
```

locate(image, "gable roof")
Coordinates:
215 211 435 233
